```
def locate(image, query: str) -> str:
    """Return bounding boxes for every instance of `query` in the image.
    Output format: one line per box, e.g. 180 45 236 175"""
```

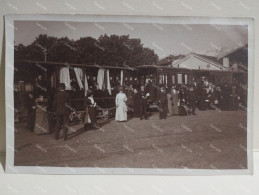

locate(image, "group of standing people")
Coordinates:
159 86 180 119
25 74 246 140
113 78 246 122
114 85 150 122
26 81 72 140
157 85 196 119
26 75 50 134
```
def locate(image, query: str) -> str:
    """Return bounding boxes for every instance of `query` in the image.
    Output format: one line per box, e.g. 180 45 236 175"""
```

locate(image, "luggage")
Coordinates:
199 101 207 111
178 105 188 116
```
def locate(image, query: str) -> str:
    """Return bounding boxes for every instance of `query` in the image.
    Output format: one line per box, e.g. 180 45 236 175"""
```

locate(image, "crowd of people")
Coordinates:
24 74 247 141
113 76 247 122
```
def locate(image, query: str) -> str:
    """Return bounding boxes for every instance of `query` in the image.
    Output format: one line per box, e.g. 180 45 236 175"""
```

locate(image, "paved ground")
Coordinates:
14 110 247 169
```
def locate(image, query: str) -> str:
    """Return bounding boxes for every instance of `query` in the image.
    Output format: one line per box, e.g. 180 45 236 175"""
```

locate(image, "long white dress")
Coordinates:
115 92 127 121
34 104 49 134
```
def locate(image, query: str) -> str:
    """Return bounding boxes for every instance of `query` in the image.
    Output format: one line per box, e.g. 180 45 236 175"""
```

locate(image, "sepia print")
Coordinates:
5 15 254 174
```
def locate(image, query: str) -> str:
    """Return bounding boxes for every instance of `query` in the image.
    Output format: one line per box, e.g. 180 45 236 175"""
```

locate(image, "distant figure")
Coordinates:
70 78 79 91
207 87 216 110
178 87 187 105
145 80 155 102
158 87 168 119
171 86 179 115
230 84 238 110
88 76 98 90
221 83 230 110
84 90 97 130
34 75 47 98
199 88 208 111
214 86 222 109
140 87 149 120
53 83 71 140
26 93 36 132
126 85 134 108
167 89 173 116
47 87 56 134
187 86 197 115
115 86 128 122
133 88 142 118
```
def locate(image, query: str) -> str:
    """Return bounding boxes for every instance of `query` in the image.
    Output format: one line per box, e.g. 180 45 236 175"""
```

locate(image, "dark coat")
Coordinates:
126 88 134 107
145 82 155 101
198 89 207 110
141 91 149 104
26 97 36 113
187 90 197 105
158 91 168 118
53 90 71 115
34 79 48 98
221 85 231 110
133 91 142 117
178 89 187 105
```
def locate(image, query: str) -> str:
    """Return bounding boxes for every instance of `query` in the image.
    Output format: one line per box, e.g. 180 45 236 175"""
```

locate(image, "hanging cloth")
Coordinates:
103 70 107 90
185 74 188 84
120 70 124 86
74 68 84 90
107 70 111 95
59 67 71 90
84 74 89 96
97 69 105 90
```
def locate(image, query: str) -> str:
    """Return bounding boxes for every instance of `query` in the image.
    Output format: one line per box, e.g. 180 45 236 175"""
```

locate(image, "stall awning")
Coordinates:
15 60 136 71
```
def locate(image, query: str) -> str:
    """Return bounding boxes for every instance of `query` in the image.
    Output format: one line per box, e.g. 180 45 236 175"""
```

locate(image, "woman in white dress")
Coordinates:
115 86 128 122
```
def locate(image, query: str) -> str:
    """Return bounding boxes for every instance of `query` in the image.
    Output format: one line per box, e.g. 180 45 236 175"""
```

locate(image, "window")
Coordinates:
177 74 182 84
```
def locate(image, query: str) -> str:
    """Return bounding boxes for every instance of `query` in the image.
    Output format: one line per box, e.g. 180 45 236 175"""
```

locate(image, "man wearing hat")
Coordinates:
133 87 142 118
158 86 168 119
53 83 71 140
186 85 197 115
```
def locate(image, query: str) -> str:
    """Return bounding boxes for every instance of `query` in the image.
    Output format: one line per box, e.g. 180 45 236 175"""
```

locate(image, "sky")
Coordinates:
14 21 248 60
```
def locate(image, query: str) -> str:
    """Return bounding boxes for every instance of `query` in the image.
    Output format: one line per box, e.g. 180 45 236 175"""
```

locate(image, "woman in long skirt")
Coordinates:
34 95 49 134
115 86 127 122
171 87 179 115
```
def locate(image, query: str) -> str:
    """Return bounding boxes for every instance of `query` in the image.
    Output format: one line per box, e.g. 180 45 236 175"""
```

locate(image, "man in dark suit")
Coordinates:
26 93 36 132
140 86 149 120
133 88 142 118
187 86 197 115
53 83 71 140
221 83 230 110
158 86 168 119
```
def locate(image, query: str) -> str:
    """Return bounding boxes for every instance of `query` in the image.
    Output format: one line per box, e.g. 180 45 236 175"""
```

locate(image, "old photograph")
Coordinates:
5 15 254 174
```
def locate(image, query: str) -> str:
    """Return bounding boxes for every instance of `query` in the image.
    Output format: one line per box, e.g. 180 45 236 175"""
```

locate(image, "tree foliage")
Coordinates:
15 34 159 67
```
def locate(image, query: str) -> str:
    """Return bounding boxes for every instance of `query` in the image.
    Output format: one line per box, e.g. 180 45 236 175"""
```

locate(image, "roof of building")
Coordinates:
195 53 221 64
157 55 185 66
171 53 228 70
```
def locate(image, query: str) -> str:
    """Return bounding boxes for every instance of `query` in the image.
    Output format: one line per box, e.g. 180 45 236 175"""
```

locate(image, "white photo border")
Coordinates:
5 14 254 175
